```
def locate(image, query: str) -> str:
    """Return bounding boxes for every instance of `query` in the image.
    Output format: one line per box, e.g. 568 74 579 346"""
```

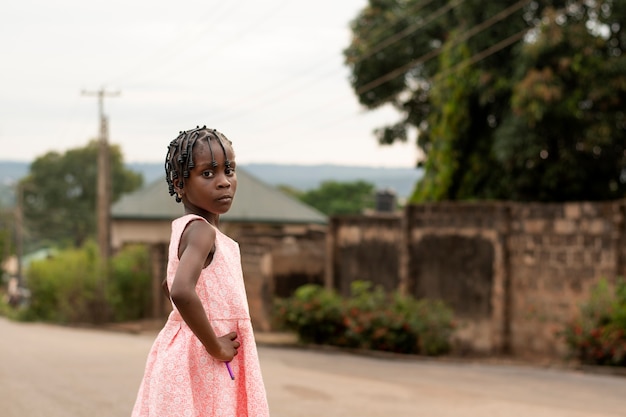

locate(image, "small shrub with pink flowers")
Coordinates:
273 284 345 345
273 281 455 356
561 278 626 366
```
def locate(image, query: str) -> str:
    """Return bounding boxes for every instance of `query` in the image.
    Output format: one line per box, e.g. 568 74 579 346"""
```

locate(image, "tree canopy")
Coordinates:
344 0 626 202
20 141 143 248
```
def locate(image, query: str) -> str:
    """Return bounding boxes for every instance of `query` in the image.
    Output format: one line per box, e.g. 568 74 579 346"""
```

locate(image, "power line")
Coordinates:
205 0 465 126
348 0 438 59
220 0 527 133
103 1 531 157
433 27 529 82
356 0 531 95
364 25 530 111
129 1 458 127
113 0 460 135
105 2 248 86
205 0 438 120
354 0 465 63
253 25 530 154
150 0 294 85
108 0 296 89
248 1 532 138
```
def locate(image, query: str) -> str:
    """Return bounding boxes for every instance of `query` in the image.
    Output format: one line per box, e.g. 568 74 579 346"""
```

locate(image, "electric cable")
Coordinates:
356 0 531 95
236 1 533 138
205 0 466 125
105 0 253 86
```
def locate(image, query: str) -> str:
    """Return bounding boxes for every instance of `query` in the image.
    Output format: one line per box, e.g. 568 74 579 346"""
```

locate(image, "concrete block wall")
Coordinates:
405 203 510 354
507 202 623 357
327 215 403 297
327 200 626 358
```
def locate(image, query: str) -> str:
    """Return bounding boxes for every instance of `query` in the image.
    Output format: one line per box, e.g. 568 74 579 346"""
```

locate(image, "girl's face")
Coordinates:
179 139 237 220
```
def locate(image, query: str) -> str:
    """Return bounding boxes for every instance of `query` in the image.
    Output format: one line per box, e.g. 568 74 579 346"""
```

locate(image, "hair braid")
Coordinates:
164 126 233 203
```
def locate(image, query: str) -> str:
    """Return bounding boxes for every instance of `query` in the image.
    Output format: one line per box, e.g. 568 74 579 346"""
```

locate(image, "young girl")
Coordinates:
132 127 270 417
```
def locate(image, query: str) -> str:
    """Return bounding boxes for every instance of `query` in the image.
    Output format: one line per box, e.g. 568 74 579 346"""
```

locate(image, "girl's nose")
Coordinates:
216 174 231 188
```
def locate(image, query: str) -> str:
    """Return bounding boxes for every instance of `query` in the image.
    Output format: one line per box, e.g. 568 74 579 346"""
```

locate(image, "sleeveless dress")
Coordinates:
132 214 270 417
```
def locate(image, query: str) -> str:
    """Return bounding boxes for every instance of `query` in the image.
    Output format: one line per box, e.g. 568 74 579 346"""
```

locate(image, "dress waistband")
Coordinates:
167 311 250 322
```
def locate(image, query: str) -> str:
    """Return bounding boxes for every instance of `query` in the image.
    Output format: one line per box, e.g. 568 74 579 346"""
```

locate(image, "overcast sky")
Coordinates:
0 0 419 168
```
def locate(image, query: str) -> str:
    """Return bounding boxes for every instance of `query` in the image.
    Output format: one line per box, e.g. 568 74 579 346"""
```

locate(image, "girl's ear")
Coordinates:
173 184 184 199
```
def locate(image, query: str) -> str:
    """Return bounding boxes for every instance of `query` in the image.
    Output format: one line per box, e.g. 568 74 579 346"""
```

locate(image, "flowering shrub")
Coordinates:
273 281 455 356
273 284 345 345
561 278 626 366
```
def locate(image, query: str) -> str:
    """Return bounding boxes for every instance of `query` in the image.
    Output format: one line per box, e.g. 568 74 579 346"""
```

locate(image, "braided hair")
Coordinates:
165 126 233 203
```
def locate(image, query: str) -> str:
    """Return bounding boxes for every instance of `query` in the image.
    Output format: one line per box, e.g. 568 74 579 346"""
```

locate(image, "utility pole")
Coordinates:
81 88 120 264
15 182 24 287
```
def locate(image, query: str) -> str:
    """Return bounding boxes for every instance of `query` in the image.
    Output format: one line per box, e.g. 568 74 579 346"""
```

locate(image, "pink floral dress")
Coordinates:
132 214 270 417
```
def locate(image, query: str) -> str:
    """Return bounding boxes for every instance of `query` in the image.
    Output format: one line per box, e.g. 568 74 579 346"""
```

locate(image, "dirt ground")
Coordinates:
1 317 625 417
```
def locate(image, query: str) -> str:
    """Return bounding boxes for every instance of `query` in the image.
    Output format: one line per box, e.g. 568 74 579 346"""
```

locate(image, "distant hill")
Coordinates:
0 161 30 207
240 163 422 198
0 160 422 206
0 161 29 185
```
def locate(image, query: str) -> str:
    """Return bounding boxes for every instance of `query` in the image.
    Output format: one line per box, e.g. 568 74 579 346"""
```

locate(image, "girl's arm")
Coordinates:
169 220 239 361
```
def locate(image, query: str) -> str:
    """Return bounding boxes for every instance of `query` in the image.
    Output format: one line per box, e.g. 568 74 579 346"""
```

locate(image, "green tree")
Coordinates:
297 180 375 215
495 5 626 201
0 207 14 274
20 141 143 248
344 0 626 202
276 184 303 199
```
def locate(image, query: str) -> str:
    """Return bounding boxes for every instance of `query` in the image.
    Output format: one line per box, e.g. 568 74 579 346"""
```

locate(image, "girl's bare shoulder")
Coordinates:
179 218 217 258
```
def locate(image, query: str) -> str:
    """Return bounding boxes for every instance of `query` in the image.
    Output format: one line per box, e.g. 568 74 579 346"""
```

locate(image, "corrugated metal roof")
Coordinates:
111 167 327 225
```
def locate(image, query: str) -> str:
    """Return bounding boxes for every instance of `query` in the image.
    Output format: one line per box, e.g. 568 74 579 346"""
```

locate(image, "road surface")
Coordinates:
1 317 624 416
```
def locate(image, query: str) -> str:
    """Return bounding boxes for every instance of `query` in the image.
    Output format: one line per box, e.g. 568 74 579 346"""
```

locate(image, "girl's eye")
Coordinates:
202 171 214 178
225 167 236 175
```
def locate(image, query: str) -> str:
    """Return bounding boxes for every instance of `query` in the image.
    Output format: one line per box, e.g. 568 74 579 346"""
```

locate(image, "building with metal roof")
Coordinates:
110 167 328 331
111 167 327 224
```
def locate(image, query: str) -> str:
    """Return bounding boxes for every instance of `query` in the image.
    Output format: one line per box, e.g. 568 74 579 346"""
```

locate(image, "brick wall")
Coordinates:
234 224 326 332
143 223 327 333
327 215 402 296
327 200 626 358
507 202 624 358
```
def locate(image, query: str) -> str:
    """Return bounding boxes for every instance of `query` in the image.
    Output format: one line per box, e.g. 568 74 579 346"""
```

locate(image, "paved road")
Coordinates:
1 317 625 417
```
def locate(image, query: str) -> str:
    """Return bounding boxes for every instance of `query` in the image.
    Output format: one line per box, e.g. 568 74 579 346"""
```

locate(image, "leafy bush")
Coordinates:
108 244 152 322
561 278 626 366
25 241 105 323
13 242 153 324
0 289 19 319
273 281 455 355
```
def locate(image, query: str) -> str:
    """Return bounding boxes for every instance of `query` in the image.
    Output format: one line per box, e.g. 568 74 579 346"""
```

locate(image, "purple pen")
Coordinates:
225 362 235 380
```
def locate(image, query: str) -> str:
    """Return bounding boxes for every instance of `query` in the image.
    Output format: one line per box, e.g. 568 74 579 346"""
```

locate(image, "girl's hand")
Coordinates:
209 332 240 361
